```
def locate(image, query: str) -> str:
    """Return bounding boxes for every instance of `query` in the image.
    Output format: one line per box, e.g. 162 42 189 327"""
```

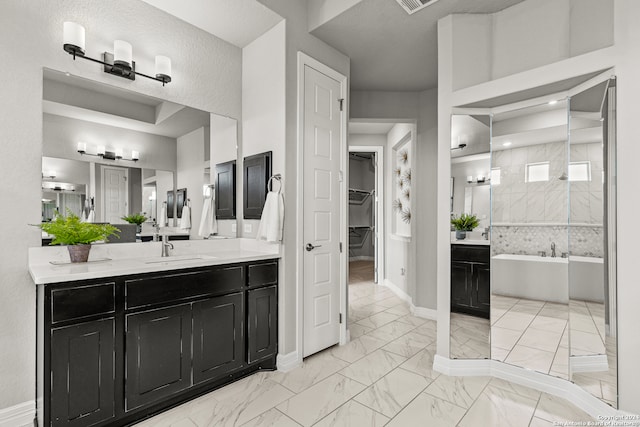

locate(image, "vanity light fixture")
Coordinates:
63 21 172 86
477 175 486 183
77 142 140 162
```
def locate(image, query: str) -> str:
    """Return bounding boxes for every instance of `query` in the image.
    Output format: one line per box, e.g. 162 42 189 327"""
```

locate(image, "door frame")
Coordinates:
348 145 385 285
296 52 349 363
100 164 129 223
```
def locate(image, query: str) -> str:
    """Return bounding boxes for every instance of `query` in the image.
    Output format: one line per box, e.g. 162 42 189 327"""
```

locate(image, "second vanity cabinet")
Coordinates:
451 244 490 318
39 259 278 427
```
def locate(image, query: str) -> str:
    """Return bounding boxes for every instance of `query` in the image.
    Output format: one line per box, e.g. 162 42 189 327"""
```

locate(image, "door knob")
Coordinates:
306 243 322 251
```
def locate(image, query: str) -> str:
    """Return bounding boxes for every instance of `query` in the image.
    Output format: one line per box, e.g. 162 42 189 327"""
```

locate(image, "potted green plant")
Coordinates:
450 213 479 240
121 212 148 233
35 210 120 262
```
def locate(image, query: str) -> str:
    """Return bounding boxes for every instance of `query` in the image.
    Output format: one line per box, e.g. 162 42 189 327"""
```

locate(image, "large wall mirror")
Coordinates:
449 113 491 360
41 68 239 242
449 75 618 408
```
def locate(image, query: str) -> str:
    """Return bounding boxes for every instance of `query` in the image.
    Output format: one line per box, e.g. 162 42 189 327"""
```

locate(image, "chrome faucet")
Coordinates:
551 242 556 258
153 223 160 242
481 227 490 240
161 235 174 257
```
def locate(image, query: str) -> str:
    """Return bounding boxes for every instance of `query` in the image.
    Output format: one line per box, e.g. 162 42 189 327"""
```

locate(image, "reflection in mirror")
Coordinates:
449 114 491 359
569 78 617 408
41 68 238 242
490 100 570 379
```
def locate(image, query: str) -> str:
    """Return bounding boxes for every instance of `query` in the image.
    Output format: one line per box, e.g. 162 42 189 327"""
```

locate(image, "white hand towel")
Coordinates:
180 205 191 229
256 191 284 242
158 205 167 227
198 196 218 238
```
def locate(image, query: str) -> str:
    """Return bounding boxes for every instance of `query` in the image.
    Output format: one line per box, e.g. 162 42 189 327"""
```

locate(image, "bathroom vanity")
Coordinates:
450 242 490 318
30 239 279 427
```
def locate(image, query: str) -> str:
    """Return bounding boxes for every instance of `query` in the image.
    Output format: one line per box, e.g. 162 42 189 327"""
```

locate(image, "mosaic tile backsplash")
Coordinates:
491 225 603 258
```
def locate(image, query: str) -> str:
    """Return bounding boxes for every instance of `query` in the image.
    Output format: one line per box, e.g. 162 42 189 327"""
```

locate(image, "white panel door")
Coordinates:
102 166 128 224
303 65 342 357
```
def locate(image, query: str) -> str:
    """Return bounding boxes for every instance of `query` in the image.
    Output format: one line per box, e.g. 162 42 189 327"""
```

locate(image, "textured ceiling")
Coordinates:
140 0 283 48
311 0 527 91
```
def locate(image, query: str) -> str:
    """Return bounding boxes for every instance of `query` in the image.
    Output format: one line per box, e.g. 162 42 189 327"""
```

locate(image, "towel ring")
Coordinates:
268 174 282 193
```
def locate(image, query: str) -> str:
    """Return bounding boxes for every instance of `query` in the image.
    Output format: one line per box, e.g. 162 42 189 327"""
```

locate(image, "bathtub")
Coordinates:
492 254 569 303
569 256 604 303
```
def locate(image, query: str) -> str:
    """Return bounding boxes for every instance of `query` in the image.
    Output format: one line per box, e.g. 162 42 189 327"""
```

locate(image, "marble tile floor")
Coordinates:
133 281 598 427
450 312 490 359
491 294 570 379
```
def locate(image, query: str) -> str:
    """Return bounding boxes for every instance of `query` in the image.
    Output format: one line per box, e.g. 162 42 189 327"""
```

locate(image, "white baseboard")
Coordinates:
382 280 437 321
277 351 301 373
570 354 609 373
383 279 412 304
0 401 34 427
433 355 622 419
412 306 438 320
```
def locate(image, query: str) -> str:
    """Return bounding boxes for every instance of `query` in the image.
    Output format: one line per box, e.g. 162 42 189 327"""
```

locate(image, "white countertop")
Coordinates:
29 238 281 285
450 231 490 246
450 239 490 246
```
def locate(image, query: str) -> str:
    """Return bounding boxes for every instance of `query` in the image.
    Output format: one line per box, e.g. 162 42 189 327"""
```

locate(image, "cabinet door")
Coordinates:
126 304 192 411
215 160 236 219
50 318 115 427
247 285 277 363
243 151 272 219
193 293 244 384
472 263 491 317
451 261 472 310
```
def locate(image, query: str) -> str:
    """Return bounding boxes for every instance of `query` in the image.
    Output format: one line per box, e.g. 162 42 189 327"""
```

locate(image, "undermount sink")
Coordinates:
142 254 218 264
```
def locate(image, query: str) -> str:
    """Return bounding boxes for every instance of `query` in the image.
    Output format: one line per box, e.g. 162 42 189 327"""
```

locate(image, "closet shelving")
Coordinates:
348 188 372 204
349 188 375 249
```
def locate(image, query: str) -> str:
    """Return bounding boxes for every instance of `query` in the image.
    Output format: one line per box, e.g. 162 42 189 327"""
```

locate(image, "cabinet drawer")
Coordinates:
247 261 278 289
126 266 244 310
51 282 115 324
451 245 489 263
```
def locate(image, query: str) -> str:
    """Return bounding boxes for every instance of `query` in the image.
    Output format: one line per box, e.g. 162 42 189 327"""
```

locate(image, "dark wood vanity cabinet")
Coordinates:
192 292 245 384
39 259 278 427
125 303 193 411
247 285 277 363
50 318 116 427
451 245 490 318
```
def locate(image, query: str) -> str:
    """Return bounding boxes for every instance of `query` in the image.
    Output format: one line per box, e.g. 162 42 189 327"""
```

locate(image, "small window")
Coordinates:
526 162 549 183
569 161 591 182
491 168 501 186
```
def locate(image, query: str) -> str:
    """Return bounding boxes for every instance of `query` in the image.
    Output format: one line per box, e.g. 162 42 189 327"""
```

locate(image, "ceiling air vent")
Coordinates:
395 0 442 15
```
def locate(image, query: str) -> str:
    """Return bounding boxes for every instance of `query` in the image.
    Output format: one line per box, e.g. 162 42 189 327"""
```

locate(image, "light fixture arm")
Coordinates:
66 51 171 86
63 22 171 86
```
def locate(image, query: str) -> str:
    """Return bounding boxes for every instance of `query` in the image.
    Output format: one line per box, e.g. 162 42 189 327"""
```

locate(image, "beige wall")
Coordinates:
0 0 241 410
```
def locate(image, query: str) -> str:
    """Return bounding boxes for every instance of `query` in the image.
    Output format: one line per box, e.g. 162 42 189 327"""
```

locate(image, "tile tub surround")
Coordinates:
491 225 603 258
28 238 281 284
132 279 597 427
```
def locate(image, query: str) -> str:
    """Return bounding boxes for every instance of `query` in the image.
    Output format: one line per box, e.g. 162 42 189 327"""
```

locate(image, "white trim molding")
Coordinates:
383 279 437 320
277 351 302 373
433 356 626 419
0 401 35 427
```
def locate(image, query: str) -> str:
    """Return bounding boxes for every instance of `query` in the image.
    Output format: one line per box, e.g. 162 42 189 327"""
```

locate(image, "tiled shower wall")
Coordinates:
491 225 604 258
490 142 603 258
